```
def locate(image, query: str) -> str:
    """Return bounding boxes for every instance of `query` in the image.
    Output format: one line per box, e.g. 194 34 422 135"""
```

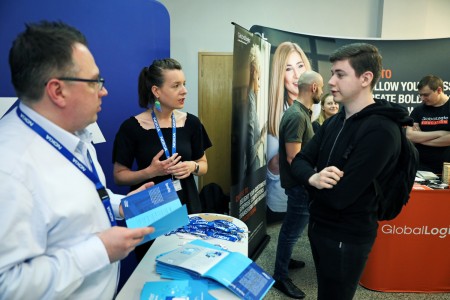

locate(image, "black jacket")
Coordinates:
292 99 412 243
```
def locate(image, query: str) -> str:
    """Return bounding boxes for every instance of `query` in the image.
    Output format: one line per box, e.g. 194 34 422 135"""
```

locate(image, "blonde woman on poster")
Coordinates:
245 44 267 175
266 42 311 223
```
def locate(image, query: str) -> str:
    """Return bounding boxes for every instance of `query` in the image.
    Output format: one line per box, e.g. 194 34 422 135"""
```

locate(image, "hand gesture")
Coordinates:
145 150 181 177
309 166 344 189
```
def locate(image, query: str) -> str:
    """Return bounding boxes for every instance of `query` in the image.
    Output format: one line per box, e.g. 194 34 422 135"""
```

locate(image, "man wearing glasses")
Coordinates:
0 21 154 299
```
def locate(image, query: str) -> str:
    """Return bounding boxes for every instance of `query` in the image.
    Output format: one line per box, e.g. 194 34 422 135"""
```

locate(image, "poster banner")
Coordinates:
250 25 450 114
250 24 450 215
230 25 271 259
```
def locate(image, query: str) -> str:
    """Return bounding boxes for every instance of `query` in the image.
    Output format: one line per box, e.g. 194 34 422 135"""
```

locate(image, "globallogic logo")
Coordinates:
237 32 250 45
381 224 449 239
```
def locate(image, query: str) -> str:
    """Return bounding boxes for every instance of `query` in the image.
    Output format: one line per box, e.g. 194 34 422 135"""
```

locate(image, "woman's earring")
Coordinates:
155 99 162 112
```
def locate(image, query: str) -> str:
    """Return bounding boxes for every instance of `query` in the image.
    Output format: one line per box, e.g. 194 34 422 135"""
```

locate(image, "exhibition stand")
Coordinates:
115 213 248 300
360 189 450 292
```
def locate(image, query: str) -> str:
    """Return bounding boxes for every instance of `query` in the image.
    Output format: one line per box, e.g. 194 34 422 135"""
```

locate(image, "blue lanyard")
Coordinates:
151 110 176 159
16 106 116 226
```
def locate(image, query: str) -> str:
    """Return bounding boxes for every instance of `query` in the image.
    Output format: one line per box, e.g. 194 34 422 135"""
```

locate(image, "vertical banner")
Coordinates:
230 24 271 259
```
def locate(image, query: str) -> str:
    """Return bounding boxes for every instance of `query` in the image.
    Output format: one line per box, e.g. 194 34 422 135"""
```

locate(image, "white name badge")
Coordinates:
173 179 182 191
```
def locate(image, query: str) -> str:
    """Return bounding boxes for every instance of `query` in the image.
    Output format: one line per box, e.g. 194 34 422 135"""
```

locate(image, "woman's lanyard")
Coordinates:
151 110 176 159
16 106 117 226
150 109 182 191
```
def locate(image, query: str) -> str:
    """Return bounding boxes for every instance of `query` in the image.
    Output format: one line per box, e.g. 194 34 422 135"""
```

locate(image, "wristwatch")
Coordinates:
194 162 200 174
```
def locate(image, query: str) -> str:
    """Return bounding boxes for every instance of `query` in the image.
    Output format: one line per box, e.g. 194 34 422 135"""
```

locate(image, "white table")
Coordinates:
115 213 248 300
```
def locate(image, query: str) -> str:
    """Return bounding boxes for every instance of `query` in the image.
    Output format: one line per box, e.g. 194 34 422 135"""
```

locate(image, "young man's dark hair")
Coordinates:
417 74 444 91
330 42 382 90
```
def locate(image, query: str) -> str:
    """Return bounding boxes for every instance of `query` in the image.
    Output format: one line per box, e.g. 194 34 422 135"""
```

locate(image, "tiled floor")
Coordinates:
255 222 450 300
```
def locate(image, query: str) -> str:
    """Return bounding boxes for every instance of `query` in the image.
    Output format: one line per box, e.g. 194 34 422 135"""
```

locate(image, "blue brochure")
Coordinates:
121 179 189 245
140 280 216 300
155 240 274 300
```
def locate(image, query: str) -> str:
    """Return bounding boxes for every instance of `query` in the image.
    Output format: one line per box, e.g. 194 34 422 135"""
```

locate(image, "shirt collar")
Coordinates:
19 102 89 154
295 100 313 117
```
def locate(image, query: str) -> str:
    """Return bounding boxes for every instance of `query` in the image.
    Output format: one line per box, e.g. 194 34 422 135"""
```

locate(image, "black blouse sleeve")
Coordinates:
112 117 138 168
187 113 212 160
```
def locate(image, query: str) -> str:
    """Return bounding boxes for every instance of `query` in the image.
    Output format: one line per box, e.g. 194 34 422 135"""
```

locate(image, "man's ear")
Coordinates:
311 82 317 93
46 79 67 108
361 71 374 88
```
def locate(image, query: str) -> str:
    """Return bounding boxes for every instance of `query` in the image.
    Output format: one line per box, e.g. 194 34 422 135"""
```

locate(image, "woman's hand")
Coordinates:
145 150 181 177
168 161 195 179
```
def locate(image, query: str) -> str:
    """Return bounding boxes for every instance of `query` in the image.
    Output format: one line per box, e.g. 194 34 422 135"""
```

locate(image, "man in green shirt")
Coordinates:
273 71 323 299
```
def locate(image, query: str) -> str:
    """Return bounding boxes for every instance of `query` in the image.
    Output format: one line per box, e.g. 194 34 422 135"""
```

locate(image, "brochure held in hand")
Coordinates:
120 179 189 245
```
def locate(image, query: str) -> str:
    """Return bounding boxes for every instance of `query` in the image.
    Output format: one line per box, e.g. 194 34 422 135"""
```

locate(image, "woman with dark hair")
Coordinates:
112 58 212 261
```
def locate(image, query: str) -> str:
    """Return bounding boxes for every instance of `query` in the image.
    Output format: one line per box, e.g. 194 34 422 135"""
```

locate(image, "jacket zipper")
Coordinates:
326 119 346 167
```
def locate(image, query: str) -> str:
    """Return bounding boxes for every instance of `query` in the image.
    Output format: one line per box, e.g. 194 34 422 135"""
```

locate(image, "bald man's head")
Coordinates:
298 70 323 92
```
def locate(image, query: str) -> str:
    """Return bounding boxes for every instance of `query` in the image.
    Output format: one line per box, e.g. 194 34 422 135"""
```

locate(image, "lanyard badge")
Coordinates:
16 105 117 226
151 110 182 191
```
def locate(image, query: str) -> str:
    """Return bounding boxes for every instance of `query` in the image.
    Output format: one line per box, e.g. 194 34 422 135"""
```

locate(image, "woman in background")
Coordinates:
312 93 339 132
266 42 311 224
112 58 212 261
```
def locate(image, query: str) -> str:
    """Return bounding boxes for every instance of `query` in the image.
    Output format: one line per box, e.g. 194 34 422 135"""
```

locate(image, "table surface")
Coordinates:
116 213 249 300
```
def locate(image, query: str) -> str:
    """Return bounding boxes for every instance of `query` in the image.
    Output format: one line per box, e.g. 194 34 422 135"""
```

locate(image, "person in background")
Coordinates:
245 43 266 175
406 74 450 174
292 43 411 300
0 21 154 299
266 41 311 224
312 92 339 132
112 58 212 261
273 71 323 299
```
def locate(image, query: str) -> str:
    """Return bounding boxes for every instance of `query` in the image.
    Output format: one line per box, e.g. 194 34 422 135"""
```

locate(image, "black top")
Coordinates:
292 99 412 243
312 120 321 133
410 100 450 174
112 113 212 213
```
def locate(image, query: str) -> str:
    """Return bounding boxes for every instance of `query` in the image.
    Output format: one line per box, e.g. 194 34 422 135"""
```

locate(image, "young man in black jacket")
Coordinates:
291 43 412 300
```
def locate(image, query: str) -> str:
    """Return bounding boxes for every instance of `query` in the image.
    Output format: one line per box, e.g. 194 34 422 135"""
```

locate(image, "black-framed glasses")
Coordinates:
56 76 105 91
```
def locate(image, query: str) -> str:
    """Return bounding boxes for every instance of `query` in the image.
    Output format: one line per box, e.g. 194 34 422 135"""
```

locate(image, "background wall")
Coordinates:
158 0 450 116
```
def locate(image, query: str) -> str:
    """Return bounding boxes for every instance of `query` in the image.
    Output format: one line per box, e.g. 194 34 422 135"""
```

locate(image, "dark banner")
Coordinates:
230 25 271 259
250 25 450 215
250 25 450 114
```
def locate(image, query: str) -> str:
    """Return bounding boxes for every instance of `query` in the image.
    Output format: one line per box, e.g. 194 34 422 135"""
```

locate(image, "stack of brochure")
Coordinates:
120 179 189 245
416 170 439 181
140 280 214 300
155 239 274 300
